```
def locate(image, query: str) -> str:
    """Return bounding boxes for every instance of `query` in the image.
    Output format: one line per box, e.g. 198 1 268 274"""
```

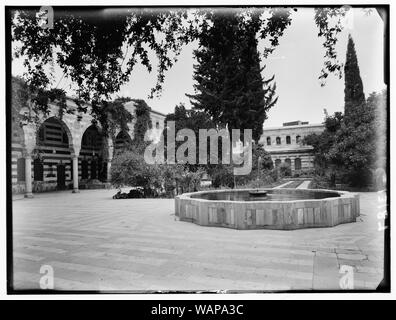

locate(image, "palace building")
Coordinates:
11 98 166 197
259 120 325 172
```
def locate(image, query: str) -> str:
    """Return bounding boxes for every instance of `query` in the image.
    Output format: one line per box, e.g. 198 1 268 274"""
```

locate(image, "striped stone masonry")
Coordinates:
12 99 166 196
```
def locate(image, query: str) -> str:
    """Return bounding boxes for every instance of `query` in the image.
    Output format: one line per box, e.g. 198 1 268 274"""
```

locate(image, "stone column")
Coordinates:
24 154 33 198
106 160 112 182
105 137 114 183
22 122 37 198
72 154 80 193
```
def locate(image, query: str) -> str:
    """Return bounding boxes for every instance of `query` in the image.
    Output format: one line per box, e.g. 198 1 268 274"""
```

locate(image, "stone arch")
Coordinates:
81 124 106 154
34 117 74 191
80 124 112 182
114 130 132 154
36 116 74 152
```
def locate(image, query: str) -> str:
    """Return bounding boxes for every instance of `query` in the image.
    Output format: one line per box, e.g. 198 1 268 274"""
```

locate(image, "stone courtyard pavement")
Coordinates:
12 190 385 292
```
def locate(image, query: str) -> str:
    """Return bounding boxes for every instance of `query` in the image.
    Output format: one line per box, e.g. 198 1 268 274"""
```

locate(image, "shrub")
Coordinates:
279 163 292 177
211 165 234 188
308 175 331 189
161 164 205 195
110 149 162 191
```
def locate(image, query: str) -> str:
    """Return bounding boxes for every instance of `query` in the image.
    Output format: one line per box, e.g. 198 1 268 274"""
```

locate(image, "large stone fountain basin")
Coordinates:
175 188 359 230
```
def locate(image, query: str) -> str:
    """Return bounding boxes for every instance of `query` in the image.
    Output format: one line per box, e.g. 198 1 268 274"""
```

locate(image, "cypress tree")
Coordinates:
325 34 376 186
344 34 365 121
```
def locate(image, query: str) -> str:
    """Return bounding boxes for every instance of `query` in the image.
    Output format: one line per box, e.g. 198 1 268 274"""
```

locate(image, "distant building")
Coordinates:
12 98 166 197
259 121 325 172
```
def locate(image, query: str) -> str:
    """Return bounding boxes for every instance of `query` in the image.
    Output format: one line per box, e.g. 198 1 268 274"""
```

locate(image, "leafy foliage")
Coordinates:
304 35 386 188
314 7 348 84
111 149 205 196
164 103 215 167
210 165 235 189
131 99 153 151
12 7 352 123
110 147 162 190
161 164 205 195
11 76 29 142
304 111 343 174
279 162 292 177
98 97 134 138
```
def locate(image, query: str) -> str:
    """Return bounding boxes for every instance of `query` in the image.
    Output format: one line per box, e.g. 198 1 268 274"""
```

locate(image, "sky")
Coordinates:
12 7 386 128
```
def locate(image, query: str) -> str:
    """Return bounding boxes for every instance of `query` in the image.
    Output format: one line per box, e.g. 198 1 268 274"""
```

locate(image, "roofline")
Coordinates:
150 109 167 117
264 147 314 155
263 123 325 130
64 96 166 117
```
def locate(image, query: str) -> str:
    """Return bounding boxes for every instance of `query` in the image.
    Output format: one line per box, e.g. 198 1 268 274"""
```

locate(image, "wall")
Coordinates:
12 98 166 195
260 123 325 172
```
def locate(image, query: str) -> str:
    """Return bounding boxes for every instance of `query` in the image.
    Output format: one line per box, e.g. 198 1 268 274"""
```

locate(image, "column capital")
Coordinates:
22 150 32 158
71 146 81 158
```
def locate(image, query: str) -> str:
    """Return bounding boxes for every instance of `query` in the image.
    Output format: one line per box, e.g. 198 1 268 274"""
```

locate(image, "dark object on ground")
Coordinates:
113 187 159 199
113 190 128 199
113 188 144 199
249 190 268 197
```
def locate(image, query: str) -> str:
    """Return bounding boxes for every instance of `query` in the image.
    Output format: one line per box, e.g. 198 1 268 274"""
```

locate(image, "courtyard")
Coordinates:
12 189 384 291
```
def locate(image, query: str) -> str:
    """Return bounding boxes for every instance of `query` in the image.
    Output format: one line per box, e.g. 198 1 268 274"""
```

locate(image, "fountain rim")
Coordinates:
176 188 357 204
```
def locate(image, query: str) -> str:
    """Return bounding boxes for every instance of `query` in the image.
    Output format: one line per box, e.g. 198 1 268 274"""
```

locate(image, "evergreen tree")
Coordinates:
164 103 215 171
329 34 375 186
344 34 365 122
307 36 382 188
186 13 277 143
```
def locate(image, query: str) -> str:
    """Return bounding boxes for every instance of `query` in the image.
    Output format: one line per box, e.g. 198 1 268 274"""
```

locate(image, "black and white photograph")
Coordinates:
4 3 390 295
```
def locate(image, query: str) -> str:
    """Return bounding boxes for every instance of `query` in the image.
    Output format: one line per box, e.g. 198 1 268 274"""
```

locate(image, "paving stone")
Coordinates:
337 253 367 261
12 189 385 291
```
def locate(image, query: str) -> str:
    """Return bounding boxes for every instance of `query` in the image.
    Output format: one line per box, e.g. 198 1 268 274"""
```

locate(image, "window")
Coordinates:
266 137 271 146
81 160 89 179
156 121 160 129
17 158 25 182
275 159 281 168
91 159 97 179
285 158 291 167
276 137 281 145
33 158 44 181
295 158 302 170
101 162 108 181
286 136 291 144
90 134 96 147
296 135 301 144
62 131 69 144
82 133 88 146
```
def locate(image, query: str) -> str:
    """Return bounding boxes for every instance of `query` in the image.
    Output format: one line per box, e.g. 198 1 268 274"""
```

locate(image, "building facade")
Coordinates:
259 121 325 172
11 99 166 197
